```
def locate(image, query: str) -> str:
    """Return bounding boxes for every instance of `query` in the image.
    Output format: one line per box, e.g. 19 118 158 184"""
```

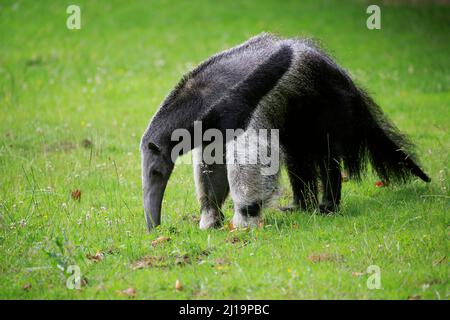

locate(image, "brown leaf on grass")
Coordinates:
407 295 421 300
175 279 183 291
86 251 104 262
131 256 166 270
307 253 339 263
375 181 385 187
151 236 171 247
119 287 136 298
22 283 32 291
352 271 365 277
71 189 81 201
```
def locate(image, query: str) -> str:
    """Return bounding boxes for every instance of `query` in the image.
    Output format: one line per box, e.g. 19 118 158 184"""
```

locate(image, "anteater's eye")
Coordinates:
148 142 161 153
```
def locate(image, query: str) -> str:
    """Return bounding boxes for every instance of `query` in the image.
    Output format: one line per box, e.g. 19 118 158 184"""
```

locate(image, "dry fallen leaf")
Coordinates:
71 189 81 201
22 283 32 291
352 271 365 277
375 181 385 187
120 287 136 298
86 251 104 262
151 236 171 247
407 295 421 300
175 279 183 291
228 222 235 232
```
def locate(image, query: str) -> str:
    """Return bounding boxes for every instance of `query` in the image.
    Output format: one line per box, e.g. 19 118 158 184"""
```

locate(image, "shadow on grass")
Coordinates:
263 182 437 229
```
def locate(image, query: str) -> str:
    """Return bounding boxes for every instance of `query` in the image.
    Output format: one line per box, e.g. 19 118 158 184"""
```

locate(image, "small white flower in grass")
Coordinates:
19 219 26 228
85 212 91 220
10 223 16 230
77 218 83 225
61 203 67 209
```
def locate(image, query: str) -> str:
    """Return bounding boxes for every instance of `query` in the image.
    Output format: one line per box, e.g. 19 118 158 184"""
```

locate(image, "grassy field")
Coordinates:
0 0 448 299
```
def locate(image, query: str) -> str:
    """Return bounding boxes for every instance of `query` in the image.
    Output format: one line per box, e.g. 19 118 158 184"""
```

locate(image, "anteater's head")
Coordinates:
140 138 175 230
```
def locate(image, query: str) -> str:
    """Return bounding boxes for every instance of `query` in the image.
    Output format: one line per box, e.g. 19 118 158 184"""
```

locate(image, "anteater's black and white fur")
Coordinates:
140 33 430 230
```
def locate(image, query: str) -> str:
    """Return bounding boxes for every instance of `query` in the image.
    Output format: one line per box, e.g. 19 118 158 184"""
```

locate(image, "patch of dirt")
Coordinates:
81 138 93 149
131 250 211 270
131 256 167 270
44 141 77 153
432 256 446 266
307 253 341 263
175 254 191 266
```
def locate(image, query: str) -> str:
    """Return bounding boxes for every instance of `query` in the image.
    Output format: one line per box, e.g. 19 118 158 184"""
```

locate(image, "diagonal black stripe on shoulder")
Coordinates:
202 45 293 134
235 45 293 107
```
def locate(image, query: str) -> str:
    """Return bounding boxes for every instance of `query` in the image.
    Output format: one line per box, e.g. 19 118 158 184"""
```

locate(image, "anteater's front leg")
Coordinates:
193 146 229 229
227 163 279 228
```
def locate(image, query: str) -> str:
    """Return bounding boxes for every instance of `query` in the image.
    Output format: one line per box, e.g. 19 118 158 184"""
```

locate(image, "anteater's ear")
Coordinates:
201 45 293 133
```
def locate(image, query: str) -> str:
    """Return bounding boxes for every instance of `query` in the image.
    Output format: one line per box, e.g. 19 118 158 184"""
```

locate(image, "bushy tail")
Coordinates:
348 89 430 183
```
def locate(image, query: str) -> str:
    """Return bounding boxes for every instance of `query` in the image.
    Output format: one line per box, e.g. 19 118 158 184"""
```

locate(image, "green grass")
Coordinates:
0 0 449 299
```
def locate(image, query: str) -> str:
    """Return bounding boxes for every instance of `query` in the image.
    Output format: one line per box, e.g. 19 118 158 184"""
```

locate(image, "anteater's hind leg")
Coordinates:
193 146 229 229
318 155 342 213
281 157 318 211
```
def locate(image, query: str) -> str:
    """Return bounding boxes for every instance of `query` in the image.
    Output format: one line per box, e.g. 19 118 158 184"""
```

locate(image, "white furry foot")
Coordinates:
199 210 222 229
232 213 261 228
